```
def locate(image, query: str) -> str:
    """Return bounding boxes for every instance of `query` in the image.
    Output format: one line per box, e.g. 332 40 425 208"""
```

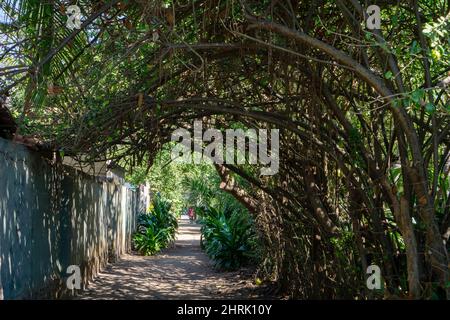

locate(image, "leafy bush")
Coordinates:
199 207 258 270
133 224 164 255
133 194 178 255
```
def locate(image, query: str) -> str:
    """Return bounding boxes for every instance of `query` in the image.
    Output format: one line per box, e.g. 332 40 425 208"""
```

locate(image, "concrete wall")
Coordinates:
0 138 143 299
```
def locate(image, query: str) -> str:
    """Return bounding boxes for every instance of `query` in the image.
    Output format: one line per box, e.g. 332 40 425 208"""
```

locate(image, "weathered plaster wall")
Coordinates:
0 138 142 299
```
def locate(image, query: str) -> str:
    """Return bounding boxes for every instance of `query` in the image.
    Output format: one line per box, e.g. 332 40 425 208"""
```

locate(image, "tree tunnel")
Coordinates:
0 0 449 299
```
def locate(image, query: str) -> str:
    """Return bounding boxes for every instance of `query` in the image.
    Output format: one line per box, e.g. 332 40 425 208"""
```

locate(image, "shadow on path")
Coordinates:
77 215 261 299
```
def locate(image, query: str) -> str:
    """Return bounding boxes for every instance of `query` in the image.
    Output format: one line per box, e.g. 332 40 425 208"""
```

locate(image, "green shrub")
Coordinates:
133 224 164 255
133 194 178 255
199 207 258 270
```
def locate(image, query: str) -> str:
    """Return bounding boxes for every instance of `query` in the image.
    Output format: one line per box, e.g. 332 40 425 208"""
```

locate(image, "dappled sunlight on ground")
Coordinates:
77 216 262 300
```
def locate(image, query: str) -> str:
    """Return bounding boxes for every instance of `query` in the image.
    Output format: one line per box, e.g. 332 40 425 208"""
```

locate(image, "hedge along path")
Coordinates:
77 216 261 299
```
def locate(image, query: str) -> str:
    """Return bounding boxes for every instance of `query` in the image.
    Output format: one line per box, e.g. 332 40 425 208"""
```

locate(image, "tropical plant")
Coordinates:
199 206 259 271
133 194 178 255
133 224 164 256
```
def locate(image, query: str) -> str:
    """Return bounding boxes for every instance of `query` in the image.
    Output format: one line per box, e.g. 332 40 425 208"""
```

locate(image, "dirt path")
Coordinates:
77 216 261 299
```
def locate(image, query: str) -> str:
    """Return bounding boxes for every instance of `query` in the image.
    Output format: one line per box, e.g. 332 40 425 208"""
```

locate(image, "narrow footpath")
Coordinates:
77 216 262 299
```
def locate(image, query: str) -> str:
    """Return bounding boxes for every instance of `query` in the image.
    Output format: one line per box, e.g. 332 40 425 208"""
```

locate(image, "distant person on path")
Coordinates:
187 207 196 223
